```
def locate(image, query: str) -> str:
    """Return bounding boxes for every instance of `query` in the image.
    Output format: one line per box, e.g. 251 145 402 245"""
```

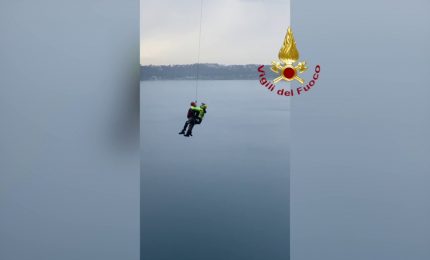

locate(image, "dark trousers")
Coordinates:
181 117 196 134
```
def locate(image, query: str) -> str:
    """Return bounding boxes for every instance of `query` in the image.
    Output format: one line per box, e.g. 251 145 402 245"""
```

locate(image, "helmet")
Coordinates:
190 102 197 107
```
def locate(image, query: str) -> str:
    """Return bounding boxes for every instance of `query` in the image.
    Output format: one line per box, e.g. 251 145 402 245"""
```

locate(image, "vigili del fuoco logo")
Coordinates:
258 27 321 96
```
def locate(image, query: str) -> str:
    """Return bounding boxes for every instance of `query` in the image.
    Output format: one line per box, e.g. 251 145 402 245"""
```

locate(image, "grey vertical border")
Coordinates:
0 1 140 259
290 1 430 260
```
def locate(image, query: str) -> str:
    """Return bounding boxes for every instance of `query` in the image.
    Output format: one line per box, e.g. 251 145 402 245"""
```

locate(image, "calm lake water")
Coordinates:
141 80 290 260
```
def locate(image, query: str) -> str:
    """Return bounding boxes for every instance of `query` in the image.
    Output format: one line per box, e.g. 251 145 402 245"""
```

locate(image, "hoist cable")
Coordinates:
195 0 203 102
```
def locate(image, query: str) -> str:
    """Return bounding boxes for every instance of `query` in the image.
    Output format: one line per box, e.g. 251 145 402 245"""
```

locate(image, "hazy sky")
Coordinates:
140 0 290 65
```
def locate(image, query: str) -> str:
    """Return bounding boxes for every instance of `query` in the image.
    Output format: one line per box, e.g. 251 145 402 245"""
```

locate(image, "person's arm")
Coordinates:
191 107 202 112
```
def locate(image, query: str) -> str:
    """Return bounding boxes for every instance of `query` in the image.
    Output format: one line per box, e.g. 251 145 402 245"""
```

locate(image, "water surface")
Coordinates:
141 80 290 260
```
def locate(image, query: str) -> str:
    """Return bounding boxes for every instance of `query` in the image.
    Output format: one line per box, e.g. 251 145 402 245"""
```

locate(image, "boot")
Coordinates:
179 131 185 135
184 129 193 137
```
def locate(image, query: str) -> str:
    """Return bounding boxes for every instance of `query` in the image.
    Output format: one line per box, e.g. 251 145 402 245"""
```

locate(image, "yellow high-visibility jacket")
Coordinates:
191 105 208 119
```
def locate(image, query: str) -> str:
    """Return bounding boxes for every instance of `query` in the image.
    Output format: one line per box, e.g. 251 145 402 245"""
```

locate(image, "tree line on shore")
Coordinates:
141 64 271 80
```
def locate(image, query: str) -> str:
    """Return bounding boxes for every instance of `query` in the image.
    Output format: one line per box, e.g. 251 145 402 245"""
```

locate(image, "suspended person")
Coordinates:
184 103 208 136
179 102 200 137
195 103 208 125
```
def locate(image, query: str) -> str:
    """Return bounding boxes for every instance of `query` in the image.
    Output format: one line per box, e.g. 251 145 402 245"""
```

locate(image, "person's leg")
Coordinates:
179 119 190 134
184 119 195 136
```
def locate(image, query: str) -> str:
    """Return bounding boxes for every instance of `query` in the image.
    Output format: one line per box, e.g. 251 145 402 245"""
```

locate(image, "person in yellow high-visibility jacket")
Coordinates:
195 103 208 125
185 103 207 137
179 102 208 137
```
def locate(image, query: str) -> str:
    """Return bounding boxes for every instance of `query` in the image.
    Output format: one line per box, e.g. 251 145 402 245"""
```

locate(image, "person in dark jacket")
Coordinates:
179 102 199 136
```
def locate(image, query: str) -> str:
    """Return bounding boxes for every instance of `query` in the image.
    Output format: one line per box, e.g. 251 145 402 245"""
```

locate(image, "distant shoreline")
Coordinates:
141 64 271 81
140 79 257 81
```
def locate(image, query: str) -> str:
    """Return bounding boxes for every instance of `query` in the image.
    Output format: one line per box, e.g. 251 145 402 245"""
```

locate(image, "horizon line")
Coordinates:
141 63 267 66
